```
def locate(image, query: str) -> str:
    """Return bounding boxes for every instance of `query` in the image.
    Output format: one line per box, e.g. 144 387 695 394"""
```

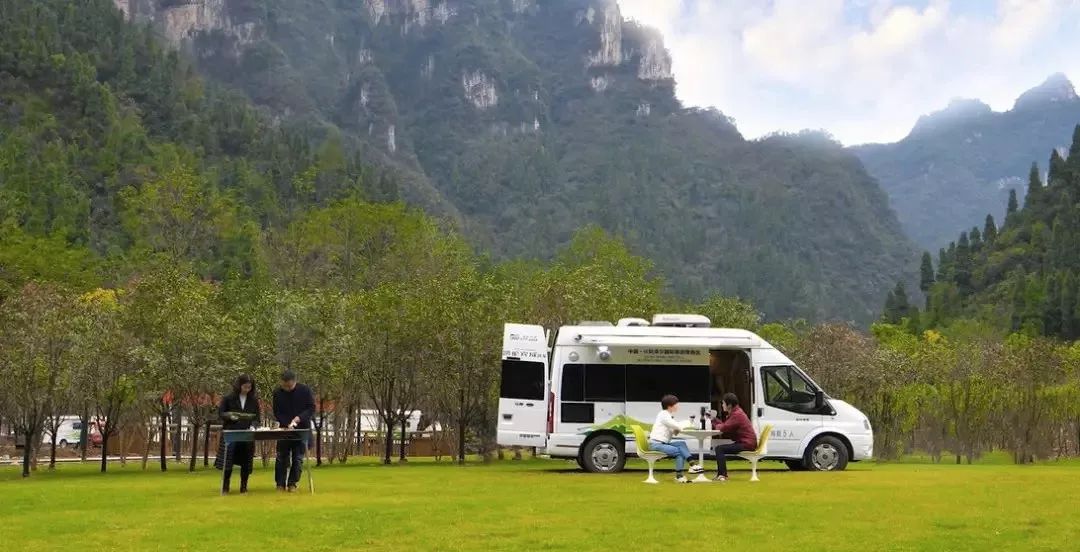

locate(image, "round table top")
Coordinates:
679 428 724 438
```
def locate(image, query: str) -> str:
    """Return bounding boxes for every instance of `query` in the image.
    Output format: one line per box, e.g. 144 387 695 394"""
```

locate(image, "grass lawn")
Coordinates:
2 454 1078 551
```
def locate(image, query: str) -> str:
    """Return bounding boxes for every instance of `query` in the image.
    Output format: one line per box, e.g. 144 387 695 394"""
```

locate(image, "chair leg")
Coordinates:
644 459 659 484
749 458 760 482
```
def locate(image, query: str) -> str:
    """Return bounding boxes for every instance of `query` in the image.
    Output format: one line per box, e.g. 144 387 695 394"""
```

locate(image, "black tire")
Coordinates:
785 459 808 471
581 434 626 473
59 439 68 448
804 436 849 471
575 452 586 471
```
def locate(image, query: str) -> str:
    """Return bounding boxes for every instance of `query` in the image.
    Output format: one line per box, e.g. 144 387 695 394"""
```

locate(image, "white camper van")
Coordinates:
497 315 873 472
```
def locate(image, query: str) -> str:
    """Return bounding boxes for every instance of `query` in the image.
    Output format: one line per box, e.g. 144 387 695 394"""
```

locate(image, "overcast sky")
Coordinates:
618 0 1080 145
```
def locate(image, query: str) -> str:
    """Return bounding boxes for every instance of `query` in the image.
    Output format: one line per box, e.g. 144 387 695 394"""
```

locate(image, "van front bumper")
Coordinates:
851 433 873 460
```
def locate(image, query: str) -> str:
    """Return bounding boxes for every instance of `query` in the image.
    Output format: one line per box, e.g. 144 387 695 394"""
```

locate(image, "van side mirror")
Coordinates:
814 390 825 410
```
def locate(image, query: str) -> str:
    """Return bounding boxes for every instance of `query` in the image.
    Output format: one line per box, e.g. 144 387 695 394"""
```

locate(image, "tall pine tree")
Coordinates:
1006 189 1019 222
983 214 997 244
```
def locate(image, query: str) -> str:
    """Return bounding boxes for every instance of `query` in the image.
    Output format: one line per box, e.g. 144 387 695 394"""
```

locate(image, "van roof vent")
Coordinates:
617 317 650 327
577 320 614 327
651 314 711 328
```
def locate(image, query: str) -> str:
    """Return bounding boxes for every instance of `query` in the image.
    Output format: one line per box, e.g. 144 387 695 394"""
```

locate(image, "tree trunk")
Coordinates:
159 410 168 472
100 428 110 473
188 421 199 472
202 421 210 467
456 417 466 465
141 425 152 471
399 417 407 463
383 416 394 465
79 410 89 462
49 429 58 470
21 429 33 478
172 408 182 462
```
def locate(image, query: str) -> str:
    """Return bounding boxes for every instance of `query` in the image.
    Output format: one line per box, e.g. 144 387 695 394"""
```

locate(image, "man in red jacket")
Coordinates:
712 393 758 481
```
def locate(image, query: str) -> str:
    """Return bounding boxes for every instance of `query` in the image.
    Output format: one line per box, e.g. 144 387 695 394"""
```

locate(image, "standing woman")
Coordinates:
218 374 260 494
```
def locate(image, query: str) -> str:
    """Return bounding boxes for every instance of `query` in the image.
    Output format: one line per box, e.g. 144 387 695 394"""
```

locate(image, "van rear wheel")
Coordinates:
581 434 625 473
805 436 849 471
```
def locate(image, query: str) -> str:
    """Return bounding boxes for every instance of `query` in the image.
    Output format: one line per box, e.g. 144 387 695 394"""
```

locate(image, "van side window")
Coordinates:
561 364 585 401
761 365 818 414
626 365 710 403
584 364 625 401
562 364 626 402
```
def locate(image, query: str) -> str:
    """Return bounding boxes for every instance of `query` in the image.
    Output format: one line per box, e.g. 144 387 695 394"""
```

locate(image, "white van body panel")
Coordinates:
497 323 874 467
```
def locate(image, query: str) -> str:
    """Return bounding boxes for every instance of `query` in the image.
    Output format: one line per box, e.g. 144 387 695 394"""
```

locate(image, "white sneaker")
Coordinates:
675 476 690 483
688 464 704 474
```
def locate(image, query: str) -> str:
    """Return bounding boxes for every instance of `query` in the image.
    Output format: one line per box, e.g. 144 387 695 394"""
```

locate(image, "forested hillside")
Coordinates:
109 0 917 323
854 74 1080 251
889 125 1080 340
0 0 411 294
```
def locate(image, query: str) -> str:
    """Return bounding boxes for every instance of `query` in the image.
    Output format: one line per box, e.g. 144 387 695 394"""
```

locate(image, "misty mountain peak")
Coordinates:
1014 73 1077 110
910 98 991 135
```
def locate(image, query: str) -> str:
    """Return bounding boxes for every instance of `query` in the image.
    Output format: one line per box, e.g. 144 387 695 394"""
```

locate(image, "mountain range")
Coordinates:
108 0 917 324
852 73 1080 252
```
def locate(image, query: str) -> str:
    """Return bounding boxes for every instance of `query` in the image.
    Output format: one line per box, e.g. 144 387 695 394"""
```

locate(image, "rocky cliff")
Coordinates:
112 0 915 323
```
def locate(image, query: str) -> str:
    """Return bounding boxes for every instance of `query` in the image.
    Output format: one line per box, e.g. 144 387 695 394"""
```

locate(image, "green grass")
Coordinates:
2 456 1079 551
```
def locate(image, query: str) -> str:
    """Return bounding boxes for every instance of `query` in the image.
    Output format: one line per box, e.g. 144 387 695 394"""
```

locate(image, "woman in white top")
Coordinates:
648 394 702 482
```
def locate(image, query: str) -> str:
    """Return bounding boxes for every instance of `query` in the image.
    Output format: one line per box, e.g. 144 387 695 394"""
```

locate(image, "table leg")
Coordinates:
693 438 710 482
220 442 228 494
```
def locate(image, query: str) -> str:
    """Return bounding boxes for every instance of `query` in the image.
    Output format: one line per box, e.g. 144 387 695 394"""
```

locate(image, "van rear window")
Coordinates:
500 360 545 400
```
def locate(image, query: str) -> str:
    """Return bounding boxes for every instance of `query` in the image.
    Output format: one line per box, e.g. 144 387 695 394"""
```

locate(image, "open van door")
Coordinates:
497 324 549 449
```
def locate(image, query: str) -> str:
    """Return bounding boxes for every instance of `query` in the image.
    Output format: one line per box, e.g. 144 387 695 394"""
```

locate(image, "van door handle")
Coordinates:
757 407 763 418
525 402 534 407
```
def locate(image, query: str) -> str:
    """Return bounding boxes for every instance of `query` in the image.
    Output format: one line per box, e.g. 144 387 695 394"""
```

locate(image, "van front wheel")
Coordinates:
785 459 808 471
805 436 849 471
581 435 625 473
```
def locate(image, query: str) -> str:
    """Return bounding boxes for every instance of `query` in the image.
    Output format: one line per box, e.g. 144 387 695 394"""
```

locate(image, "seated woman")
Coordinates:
712 392 758 481
648 394 703 483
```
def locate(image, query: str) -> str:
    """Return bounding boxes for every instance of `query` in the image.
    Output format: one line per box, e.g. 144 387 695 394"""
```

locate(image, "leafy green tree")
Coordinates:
73 288 140 472
0 283 78 477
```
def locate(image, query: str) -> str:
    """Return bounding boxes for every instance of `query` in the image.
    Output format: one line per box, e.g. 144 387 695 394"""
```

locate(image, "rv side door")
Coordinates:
496 324 549 448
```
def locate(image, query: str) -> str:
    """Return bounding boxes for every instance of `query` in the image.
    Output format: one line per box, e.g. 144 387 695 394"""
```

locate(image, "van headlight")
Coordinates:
863 418 871 431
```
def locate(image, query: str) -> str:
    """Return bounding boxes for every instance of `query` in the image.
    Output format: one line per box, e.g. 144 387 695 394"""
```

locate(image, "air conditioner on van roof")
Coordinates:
577 320 614 327
616 318 650 327
651 314 711 328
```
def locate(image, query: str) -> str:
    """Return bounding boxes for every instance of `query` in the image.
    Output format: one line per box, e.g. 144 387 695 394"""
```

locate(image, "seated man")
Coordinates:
648 394 703 483
712 393 758 481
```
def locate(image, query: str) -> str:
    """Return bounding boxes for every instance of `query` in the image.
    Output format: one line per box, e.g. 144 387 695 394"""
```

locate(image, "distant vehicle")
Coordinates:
41 417 104 448
497 314 874 473
42 417 83 447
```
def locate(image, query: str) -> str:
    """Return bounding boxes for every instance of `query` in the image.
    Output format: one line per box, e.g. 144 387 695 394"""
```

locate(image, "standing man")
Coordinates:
273 370 315 492
712 392 757 481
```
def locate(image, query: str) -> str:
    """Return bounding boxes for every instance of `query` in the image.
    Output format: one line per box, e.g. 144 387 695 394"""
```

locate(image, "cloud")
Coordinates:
618 0 1080 145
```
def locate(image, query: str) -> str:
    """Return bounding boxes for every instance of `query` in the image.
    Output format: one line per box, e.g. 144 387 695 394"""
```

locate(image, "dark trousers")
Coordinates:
275 439 306 488
223 441 254 492
714 442 746 476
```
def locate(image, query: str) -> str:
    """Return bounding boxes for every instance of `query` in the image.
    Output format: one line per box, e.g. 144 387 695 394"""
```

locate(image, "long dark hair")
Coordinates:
232 373 257 400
